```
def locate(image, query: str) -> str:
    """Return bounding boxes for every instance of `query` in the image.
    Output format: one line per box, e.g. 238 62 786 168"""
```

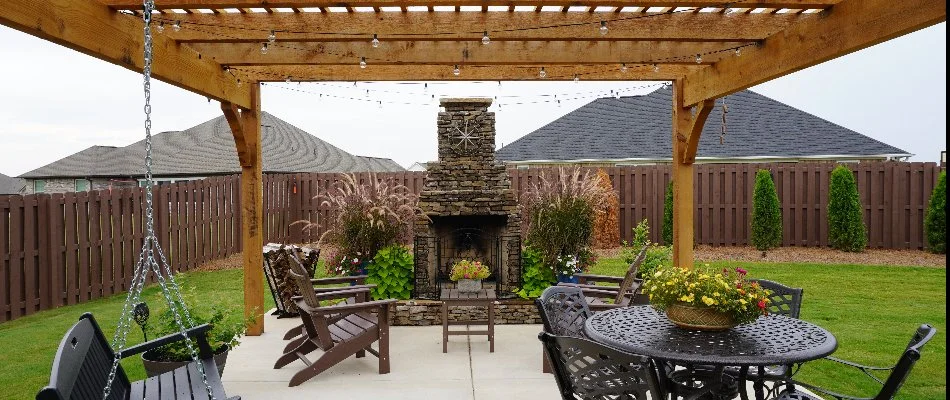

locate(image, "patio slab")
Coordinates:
224 310 809 399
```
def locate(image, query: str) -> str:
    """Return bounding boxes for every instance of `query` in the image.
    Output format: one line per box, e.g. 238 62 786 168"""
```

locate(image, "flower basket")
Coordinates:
665 303 737 331
457 278 482 293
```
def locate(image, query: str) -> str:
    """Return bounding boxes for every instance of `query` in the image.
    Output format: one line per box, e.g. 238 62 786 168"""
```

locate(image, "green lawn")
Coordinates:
590 259 946 400
0 259 944 400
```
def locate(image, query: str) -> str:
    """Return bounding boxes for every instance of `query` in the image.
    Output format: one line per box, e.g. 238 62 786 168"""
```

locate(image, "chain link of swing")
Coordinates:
102 1 215 399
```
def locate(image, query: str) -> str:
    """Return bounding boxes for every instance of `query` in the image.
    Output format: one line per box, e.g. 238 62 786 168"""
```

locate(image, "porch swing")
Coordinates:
35 2 239 399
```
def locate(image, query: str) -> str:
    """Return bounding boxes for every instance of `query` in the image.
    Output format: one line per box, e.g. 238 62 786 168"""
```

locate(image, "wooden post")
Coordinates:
671 80 713 269
222 84 264 335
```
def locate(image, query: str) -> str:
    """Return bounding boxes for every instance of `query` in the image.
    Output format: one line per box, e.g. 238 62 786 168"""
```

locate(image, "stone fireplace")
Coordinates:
412 98 521 299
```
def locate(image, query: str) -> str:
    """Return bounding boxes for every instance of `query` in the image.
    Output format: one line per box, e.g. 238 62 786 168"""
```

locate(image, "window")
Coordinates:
75 179 90 192
33 180 46 193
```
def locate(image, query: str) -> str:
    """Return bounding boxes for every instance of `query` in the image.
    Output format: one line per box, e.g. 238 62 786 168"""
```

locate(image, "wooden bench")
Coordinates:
36 313 239 400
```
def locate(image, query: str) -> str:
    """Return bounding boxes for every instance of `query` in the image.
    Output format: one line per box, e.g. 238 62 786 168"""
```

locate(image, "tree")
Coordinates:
591 169 621 249
828 165 867 252
924 171 946 254
662 180 674 245
750 170 782 252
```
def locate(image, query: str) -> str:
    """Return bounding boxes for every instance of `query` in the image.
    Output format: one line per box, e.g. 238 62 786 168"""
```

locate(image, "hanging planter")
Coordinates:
142 345 230 378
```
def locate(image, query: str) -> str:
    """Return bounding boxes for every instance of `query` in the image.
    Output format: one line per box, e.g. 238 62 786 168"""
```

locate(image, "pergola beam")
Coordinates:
231 64 699 80
102 0 840 10
158 12 802 43
190 40 743 65
681 0 947 105
0 0 253 109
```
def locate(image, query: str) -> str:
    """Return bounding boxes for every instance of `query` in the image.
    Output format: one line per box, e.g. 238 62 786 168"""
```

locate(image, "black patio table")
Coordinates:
585 305 837 400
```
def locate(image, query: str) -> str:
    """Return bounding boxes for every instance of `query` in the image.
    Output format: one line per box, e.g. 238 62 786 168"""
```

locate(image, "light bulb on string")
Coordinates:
557 100 562 107
372 34 380 48
424 83 428 92
453 65 461 76
695 54 702 64
482 31 491 45
735 47 741 57
615 90 621 99
573 74 579 83
620 63 628 73
156 21 165 33
539 67 547 79
360 57 367 69
653 64 660 73
366 89 370 97
286 76 292 83
268 30 276 43
378 101 382 109
173 20 181 32
260 43 269 54
599 21 608 36
237 79 242 87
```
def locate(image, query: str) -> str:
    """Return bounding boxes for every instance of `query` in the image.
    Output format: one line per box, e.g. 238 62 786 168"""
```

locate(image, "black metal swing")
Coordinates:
35 2 239 399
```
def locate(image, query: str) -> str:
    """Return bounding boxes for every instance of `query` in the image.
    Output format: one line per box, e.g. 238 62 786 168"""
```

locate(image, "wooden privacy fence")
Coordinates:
0 162 942 323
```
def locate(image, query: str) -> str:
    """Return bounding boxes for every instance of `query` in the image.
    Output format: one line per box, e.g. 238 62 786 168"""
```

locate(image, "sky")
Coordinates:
0 22 945 176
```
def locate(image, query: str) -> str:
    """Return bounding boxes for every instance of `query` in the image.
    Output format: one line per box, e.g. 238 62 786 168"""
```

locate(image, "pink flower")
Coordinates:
757 300 767 310
736 267 747 275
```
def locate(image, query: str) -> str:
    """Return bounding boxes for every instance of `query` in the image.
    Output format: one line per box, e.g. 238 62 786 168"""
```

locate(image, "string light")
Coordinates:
260 42 269 54
359 57 367 69
482 31 491 45
267 30 276 43
615 90 621 99
236 78 242 86
423 83 428 92
156 21 165 34
223 66 230 73
285 76 292 83
372 33 380 48
453 65 461 76
573 74 580 83
653 64 660 73
173 20 181 32
735 47 742 57
599 20 608 36
695 54 702 64
366 89 370 97
378 100 383 108
539 67 547 79
620 63 628 73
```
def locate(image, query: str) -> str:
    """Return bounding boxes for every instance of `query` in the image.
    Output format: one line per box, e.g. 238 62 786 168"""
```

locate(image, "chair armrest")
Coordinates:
824 356 894 371
312 287 372 302
119 323 212 358
581 288 622 299
313 299 397 315
782 379 874 400
312 275 368 285
574 273 624 285
557 282 621 291
311 284 376 293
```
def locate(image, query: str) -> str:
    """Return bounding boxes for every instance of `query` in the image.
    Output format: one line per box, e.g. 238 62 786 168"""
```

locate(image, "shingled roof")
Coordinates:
496 88 911 164
20 112 404 178
0 173 26 195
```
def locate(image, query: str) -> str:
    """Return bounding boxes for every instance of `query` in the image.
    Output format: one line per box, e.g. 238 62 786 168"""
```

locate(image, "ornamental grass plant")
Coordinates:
643 265 772 325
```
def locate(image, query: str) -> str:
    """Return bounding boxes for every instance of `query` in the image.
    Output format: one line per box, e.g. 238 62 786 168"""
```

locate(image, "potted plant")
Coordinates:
449 259 490 293
642 265 772 331
141 301 250 378
333 252 372 279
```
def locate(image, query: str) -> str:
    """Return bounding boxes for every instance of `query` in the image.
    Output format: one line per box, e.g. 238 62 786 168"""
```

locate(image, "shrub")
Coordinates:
750 170 783 251
591 169 621 249
145 289 253 361
662 180 674 245
619 219 672 279
366 245 414 300
828 165 867 252
307 173 424 269
520 167 612 272
925 171 946 254
515 246 556 299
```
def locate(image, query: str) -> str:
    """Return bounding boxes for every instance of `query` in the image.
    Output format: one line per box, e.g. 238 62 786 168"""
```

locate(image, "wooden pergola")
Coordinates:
1 0 944 335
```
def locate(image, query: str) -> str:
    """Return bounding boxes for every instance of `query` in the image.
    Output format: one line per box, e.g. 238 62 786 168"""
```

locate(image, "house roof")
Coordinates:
1 173 26 195
496 88 911 163
20 112 404 178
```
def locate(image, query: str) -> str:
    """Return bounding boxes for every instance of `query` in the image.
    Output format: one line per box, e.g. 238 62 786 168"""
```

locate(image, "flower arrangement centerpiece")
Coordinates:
449 259 491 293
643 265 772 331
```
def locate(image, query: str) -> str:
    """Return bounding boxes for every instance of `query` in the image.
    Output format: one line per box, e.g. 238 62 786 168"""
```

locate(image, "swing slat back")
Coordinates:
37 313 130 400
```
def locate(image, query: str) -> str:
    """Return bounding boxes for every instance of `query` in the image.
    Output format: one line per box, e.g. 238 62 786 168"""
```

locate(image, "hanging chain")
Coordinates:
102 2 214 398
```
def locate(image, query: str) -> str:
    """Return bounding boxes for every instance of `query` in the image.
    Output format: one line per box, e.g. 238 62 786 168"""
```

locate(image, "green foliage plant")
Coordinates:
924 171 946 254
619 219 672 279
662 181 674 245
828 165 867 252
145 289 253 362
366 245 414 300
750 170 783 251
449 259 491 281
642 265 771 325
515 247 557 299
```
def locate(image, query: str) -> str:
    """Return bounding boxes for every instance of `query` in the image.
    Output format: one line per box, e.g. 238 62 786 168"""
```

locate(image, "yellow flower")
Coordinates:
713 292 720 297
701 296 717 306
739 299 747 305
699 274 710 280
653 271 663 278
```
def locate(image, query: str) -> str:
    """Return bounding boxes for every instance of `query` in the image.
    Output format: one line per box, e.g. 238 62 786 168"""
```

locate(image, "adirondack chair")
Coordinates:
275 260 396 387
36 313 239 400
559 245 648 311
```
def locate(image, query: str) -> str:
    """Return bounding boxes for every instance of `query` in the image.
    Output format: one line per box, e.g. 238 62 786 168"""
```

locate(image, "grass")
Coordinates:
590 259 946 400
0 258 944 399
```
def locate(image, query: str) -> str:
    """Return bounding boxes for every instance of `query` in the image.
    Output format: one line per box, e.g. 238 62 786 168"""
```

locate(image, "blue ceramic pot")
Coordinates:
557 273 579 284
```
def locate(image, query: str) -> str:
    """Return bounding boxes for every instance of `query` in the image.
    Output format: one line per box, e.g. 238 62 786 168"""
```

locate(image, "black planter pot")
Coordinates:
141 345 230 378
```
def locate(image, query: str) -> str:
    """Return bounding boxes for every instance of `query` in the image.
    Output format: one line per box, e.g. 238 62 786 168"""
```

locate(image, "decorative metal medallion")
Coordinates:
451 118 481 155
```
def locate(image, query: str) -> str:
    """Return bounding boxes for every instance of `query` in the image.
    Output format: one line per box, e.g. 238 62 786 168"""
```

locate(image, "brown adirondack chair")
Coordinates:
558 245 647 311
274 260 396 387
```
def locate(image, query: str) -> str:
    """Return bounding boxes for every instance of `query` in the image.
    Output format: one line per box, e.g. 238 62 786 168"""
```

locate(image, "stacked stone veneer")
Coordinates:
390 299 541 326
413 98 522 299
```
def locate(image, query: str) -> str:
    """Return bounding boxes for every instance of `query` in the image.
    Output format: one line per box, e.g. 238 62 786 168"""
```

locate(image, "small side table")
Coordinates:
441 288 496 353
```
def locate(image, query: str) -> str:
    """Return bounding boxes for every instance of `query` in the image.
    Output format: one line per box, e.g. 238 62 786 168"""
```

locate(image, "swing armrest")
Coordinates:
119 323 213 359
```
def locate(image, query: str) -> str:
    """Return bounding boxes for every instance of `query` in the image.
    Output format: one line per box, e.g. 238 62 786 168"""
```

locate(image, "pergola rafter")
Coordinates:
0 0 944 336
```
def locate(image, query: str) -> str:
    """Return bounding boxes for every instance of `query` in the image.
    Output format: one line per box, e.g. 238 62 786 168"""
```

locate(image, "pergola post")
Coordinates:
671 80 713 269
222 84 264 335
